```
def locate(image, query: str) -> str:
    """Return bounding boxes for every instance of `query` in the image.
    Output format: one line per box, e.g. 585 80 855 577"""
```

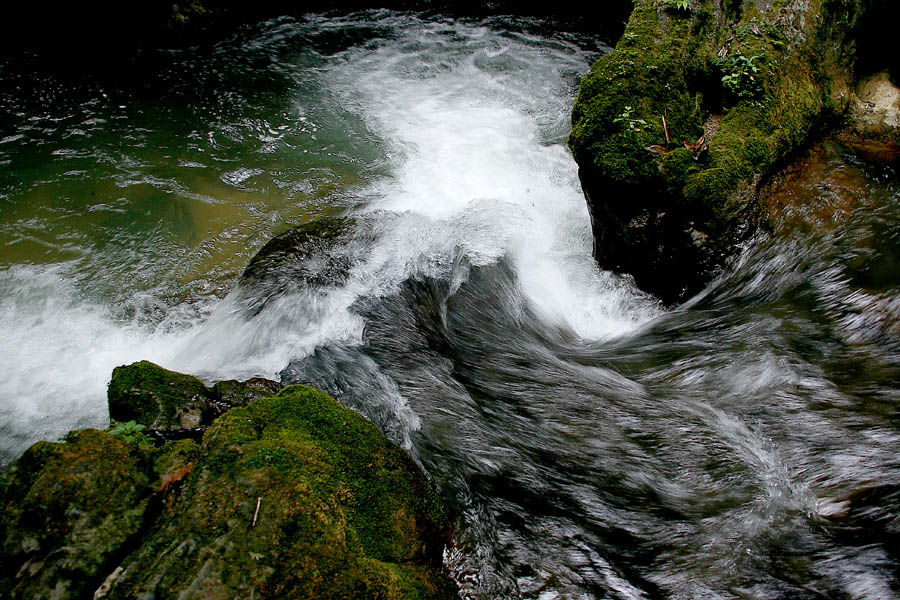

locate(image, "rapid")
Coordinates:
1 11 899 599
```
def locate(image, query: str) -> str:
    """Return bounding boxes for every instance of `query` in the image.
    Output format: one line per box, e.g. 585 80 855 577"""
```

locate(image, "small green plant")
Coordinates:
109 420 150 444
614 105 648 136
661 0 690 10
718 54 762 99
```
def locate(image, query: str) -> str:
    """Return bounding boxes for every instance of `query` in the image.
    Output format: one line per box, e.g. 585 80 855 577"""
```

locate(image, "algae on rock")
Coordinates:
108 360 283 432
108 360 217 430
568 0 875 303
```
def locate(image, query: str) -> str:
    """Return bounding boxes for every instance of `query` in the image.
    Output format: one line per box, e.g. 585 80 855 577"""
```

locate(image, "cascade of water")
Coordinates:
2 12 899 599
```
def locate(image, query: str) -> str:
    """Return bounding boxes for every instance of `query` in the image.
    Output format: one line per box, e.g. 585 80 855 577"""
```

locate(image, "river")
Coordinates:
1 10 899 599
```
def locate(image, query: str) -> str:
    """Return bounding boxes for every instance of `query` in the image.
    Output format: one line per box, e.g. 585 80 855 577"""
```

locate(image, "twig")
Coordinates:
252 497 262 527
662 110 671 145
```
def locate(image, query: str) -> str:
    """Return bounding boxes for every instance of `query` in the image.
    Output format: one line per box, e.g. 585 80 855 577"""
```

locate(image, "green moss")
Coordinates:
569 2 706 188
0 430 153 600
211 377 282 407
568 0 871 302
4 368 453 599
153 438 200 477
209 386 446 562
104 386 453 599
108 360 214 430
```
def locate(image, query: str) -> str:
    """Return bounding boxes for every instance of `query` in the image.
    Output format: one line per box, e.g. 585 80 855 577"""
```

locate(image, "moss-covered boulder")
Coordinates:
0 430 153 600
102 386 453 599
108 361 282 432
568 0 880 303
108 361 216 430
3 370 453 599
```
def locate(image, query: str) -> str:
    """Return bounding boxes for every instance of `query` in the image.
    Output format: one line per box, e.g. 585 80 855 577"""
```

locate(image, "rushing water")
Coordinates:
2 10 900 599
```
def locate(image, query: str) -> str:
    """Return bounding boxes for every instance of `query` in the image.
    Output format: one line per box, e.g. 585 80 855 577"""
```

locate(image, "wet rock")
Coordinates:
108 361 282 432
0 430 153 600
102 386 454 599
760 134 900 235
568 0 877 304
238 215 365 316
760 133 900 294
853 71 900 132
108 361 215 430
760 138 874 236
240 216 356 286
211 377 284 408
4 368 454 599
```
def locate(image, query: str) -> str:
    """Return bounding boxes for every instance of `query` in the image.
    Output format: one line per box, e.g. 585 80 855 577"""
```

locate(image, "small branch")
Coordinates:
252 497 262 527
662 110 671 145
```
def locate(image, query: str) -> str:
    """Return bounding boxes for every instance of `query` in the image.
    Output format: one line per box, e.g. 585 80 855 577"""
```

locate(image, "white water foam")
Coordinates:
0 265 193 464
332 19 661 340
0 16 660 465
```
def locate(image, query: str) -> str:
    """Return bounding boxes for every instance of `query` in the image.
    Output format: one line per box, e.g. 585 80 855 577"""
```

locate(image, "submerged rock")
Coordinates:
3 370 453 599
759 135 893 236
568 0 887 303
237 215 365 316
760 133 900 293
240 215 357 288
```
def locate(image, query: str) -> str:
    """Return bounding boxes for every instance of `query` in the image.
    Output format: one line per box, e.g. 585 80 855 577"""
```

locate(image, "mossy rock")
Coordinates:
211 377 284 408
101 386 454 599
108 360 216 430
108 361 282 432
0 430 153 600
5 369 454 599
569 0 874 303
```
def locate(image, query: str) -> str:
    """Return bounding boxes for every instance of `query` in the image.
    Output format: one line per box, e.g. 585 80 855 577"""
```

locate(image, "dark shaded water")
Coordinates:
2 11 899 599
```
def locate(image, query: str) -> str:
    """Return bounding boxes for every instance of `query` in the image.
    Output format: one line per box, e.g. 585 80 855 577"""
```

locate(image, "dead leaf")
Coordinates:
684 135 708 160
683 135 703 151
645 145 670 154
159 461 195 496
